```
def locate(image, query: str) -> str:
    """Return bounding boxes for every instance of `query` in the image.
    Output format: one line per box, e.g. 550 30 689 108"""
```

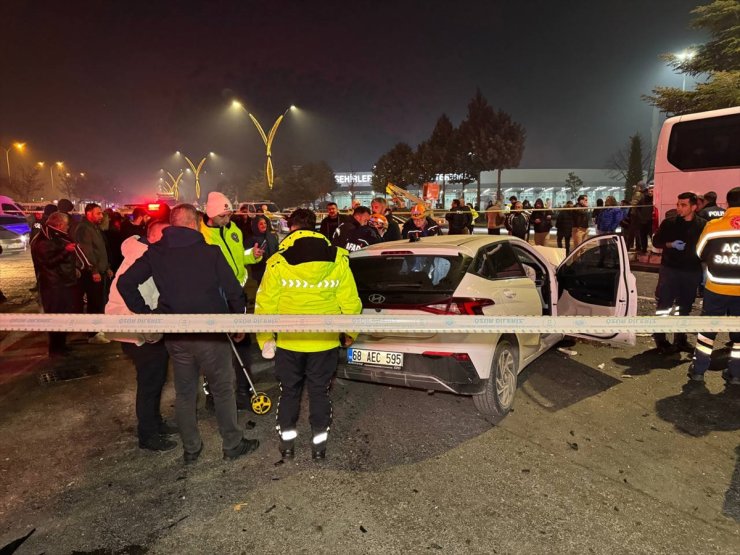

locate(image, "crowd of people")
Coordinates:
12 182 739 464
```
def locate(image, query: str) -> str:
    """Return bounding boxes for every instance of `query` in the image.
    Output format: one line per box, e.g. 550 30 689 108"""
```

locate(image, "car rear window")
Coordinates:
350 254 472 292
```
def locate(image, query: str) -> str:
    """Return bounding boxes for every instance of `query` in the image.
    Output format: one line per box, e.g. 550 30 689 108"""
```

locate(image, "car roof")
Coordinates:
352 234 527 258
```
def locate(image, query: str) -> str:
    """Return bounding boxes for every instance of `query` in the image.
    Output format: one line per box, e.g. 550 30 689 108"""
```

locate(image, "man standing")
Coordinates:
319 202 343 240
332 205 371 248
571 195 589 248
76 202 112 344
31 212 87 357
697 191 726 221
402 203 441 239
106 220 178 452
200 191 263 410
256 209 362 460
371 197 401 241
118 204 259 464
687 187 740 386
121 207 150 241
445 199 472 235
651 192 707 354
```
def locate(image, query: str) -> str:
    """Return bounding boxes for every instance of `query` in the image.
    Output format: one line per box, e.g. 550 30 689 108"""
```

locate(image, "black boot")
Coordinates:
311 430 328 460
279 438 295 460
673 333 692 352
653 333 676 354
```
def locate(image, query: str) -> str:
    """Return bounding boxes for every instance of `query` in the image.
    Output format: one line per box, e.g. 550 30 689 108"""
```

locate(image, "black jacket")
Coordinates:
571 205 589 229
697 203 726 221
341 225 382 252
118 226 246 314
332 217 362 248
402 217 441 239
445 206 472 234
652 214 707 271
319 215 343 240
531 209 553 233
31 227 79 288
555 209 574 233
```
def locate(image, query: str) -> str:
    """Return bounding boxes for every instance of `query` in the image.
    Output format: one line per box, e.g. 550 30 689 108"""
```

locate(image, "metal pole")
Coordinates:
4 149 11 185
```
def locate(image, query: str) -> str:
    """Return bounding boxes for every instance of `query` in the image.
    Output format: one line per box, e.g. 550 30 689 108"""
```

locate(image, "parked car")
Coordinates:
0 215 31 255
337 233 636 423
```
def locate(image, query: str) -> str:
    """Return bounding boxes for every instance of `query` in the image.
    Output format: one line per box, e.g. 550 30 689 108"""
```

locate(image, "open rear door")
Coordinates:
555 234 637 345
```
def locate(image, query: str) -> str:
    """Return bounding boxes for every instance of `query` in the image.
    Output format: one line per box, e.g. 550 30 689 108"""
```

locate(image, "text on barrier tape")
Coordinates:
0 314 738 334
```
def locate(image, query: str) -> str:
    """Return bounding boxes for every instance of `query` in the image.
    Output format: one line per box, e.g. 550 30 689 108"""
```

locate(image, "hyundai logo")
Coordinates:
368 293 386 304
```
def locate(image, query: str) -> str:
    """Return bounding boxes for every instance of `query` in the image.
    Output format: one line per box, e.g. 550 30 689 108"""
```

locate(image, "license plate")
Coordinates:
347 348 404 368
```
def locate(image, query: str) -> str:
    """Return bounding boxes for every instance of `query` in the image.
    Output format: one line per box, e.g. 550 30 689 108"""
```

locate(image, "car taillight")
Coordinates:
148 203 161 211
421 297 494 315
422 351 471 361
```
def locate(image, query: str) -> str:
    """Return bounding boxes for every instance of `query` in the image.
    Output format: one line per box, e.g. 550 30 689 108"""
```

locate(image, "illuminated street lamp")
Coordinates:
232 100 296 189
2 142 26 185
675 49 696 91
37 161 64 192
165 170 184 200
176 152 214 200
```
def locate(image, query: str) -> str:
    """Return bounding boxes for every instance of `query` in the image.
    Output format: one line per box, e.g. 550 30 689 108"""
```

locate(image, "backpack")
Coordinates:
510 214 528 237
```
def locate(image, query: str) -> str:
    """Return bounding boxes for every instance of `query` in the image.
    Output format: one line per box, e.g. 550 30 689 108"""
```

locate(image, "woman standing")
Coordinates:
531 198 553 245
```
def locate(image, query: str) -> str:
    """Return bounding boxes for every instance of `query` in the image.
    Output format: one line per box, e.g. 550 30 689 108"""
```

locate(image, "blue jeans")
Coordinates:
165 334 243 453
691 290 740 377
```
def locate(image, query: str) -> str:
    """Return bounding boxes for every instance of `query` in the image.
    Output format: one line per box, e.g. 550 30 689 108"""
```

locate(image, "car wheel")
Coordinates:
473 337 519 424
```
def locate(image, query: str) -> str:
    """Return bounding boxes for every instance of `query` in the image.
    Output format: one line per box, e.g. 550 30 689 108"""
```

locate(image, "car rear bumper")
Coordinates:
337 349 484 395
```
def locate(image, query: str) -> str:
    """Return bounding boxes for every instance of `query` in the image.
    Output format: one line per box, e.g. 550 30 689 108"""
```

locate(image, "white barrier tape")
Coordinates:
0 314 738 334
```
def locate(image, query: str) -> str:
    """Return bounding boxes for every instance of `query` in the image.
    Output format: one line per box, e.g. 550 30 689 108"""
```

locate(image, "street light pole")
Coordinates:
233 101 296 189
2 142 26 185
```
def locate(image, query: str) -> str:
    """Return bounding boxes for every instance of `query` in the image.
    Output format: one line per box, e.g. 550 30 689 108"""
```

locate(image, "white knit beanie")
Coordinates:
205 192 233 218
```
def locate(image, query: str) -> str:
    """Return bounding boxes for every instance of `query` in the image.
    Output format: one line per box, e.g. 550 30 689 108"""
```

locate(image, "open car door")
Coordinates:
555 234 637 345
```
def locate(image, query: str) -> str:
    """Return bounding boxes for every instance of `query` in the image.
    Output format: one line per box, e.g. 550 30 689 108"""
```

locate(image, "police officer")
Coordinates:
697 190 726 221
651 192 707 354
688 187 740 386
255 209 362 460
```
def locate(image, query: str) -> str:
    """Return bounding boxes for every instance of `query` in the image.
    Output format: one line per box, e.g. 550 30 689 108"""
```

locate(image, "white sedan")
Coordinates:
338 233 637 423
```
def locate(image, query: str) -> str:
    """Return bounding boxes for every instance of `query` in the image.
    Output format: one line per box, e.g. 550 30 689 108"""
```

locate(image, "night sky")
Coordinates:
1 0 705 196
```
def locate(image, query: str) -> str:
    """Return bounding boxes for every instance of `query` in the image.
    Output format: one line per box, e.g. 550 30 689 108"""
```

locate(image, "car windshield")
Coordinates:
350 254 471 292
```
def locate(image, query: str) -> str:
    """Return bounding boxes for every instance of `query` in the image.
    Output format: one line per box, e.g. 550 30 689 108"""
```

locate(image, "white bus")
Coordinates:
653 106 740 221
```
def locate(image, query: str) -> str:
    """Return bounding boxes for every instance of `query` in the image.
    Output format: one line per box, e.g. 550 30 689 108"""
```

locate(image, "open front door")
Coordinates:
555 234 637 345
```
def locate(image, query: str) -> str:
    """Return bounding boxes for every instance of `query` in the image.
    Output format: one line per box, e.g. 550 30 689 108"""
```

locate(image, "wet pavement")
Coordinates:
0 251 738 553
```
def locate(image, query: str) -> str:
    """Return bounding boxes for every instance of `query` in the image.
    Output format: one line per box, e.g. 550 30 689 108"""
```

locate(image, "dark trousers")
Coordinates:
165 334 242 453
79 271 107 314
653 265 702 345
639 222 652 252
274 347 338 435
40 283 81 354
232 335 251 393
487 228 501 235
557 229 571 254
121 341 170 441
692 290 740 377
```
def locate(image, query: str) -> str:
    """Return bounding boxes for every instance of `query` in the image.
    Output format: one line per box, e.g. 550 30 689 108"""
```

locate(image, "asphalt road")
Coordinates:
0 251 738 553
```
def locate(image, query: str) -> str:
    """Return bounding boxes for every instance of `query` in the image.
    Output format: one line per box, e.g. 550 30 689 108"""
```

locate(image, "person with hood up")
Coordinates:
249 214 280 284
530 198 553 245
255 209 362 460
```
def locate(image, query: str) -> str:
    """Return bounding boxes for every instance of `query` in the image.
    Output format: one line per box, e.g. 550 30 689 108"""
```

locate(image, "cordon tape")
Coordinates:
0 314 738 335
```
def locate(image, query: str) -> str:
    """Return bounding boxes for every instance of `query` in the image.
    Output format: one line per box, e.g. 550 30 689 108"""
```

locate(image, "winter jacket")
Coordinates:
75 218 109 274
255 229 362 352
530 209 553 233
596 207 623 233
652 214 707 272
555 209 574 234
118 226 246 315
341 225 383 252
445 205 472 234
106 235 162 345
332 217 362 248
200 219 260 286
402 217 441 239
505 212 530 239
571 205 589 229
31 224 86 289
696 206 740 296
698 203 726 221
383 210 402 242
319 215 344 240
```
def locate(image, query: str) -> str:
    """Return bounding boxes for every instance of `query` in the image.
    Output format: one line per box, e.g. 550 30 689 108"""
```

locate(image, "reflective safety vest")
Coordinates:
696 206 740 296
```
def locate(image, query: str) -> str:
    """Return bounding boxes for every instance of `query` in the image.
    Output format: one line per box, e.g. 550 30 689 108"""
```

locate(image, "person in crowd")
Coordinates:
76 202 112 344
697 190 726 221
106 220 178 452
319 202 343 240
339 209 383 251
555 201 574 254
531 198 553 245
367 213 389 241
118 203 260 464
121 207 149 241
651 192 707 354
57 198 79 237
29 203 59 292
255 208 362 460
332 205 371 248
466 202 479 234
232 203 253 244
593 198 604 228
571 195 589 248
596 196 623 235
486 199 504 235
505 201 530 240
625 190 646 252
199 191 264 411
104 210 124 274
370 197 401 241
31 212 88 357
445 199 472 235
638 185 655 252
249 214 280 284
402 203 441 240
687 187 740 386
